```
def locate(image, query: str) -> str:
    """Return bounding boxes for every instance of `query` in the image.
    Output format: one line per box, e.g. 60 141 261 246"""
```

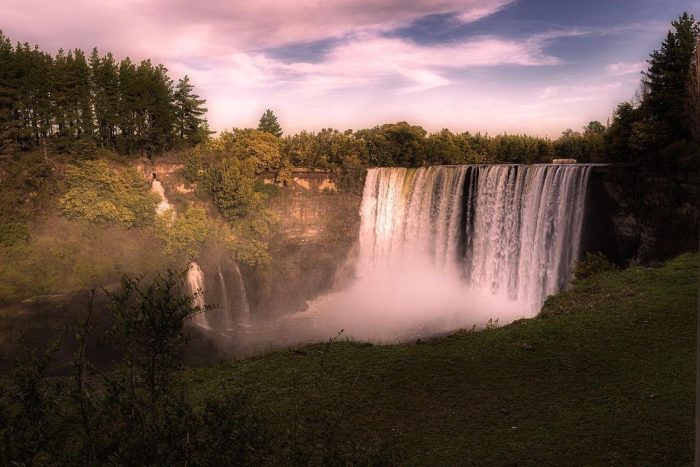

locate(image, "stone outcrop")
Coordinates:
584 165 699 265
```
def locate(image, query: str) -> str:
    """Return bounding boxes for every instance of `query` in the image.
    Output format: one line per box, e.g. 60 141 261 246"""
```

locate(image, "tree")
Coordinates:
0 31 20 153
257 109 283 137
689 36 700 141
204 157 259 220
0 31 208 156
604 102 641 162
216 128 282 174
643 12 699 146
583 121 606 136
173 75 208 145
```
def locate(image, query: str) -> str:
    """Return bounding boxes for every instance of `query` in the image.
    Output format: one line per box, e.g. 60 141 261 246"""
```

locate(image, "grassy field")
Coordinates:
186 253 698 465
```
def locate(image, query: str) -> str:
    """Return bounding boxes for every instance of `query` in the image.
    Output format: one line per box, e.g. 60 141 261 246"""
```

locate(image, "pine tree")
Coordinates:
90 50 120 148
688 36 700 141
257 109 283 137
144 63 176 154
643 12 699 146
0 31 20 153
0 31 209 156
73 49 94 139
173 75 208 145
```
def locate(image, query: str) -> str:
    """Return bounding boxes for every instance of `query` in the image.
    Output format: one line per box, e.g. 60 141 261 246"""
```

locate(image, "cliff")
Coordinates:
245 170 361 316
584 165 699 265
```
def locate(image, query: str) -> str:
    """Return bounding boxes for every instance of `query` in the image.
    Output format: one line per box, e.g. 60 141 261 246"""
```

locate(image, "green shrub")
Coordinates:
0 222 29 247
59 160 158 227
181 149 203 183
203 157 261 220
574 251 618 280
154 206 210 257
0 270 270 465
254 178 281 197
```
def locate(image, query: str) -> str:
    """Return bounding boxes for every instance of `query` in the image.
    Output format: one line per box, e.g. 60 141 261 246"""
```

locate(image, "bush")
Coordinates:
59 160 158 227
0 222 29 247
203 157 261 220
154 206 210 257
0 270 274 465
181 149 203 183
574 251 618 280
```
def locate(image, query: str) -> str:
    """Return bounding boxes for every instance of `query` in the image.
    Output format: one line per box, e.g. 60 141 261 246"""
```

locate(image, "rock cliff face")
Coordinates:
135 159 362 318
245 170 361 317
583 165 699 265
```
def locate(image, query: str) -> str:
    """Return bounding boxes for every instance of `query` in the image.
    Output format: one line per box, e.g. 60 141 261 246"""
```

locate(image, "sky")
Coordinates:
1 0 697 137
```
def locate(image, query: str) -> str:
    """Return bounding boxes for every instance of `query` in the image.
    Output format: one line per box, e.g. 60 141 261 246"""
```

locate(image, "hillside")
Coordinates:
186 253 698 465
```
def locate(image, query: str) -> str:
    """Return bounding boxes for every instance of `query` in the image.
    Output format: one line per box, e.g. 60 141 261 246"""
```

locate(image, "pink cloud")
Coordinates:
606 62 648 76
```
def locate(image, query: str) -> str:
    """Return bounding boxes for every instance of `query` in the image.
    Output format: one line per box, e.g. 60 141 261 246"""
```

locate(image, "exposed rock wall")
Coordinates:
584 165 699 265
245 170 361 317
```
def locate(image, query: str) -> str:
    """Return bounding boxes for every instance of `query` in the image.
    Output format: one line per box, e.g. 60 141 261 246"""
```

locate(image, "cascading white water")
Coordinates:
151 179 173 216
233 263 251 327
187 262 209 328
359 164 591 313
149 174 247 331
464 165 591 309
186 261 251 331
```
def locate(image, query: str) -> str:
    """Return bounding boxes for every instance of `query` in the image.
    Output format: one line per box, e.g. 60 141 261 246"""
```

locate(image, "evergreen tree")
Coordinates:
72 49 94 139
643 12 699 146
604 102 641 162
0 31 209 156
688 36 700 141
0 32 20 153
173 76 208 145
257 109 283 137
90 50 119 148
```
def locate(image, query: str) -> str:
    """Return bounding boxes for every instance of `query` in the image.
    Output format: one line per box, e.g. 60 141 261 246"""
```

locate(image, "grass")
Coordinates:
187 253 698 465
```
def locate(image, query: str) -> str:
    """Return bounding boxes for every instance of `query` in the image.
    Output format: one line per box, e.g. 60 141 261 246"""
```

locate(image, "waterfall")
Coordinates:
151 179 173 216
359 164 591 312
187 262 209 328
186 260 252 331
233 263 251 327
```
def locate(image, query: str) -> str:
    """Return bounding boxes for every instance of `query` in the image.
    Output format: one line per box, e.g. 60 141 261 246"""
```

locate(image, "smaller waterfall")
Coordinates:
187 262 209 329
233 263 251 327
151 179 173 216
187 260 252 331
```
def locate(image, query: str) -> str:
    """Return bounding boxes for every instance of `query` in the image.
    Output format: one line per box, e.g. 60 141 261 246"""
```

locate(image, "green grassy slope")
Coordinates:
188 253 698 465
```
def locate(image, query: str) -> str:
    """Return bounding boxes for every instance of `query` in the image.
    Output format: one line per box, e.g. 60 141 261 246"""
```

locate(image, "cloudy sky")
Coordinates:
1 0 696 136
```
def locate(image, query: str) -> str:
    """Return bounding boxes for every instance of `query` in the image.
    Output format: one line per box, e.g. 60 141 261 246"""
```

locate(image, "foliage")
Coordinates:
181 148 203 183
0 217 170 303
643 12 699 148
603 12 699 167
59 160 158 227
0 221 29 247
173 75 209 146
0 31 209 156
0 150 58 222
257 109 283 137
554 125 605 162
0 270 271 465
154 206 210 257
203 156 261 220
689 35 700 141
227 128 280 174
573 251 618 280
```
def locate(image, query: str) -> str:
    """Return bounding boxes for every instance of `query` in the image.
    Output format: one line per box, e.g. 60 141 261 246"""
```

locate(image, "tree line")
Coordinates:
0 31 209 157
2 11 697 173
251 13 699 176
